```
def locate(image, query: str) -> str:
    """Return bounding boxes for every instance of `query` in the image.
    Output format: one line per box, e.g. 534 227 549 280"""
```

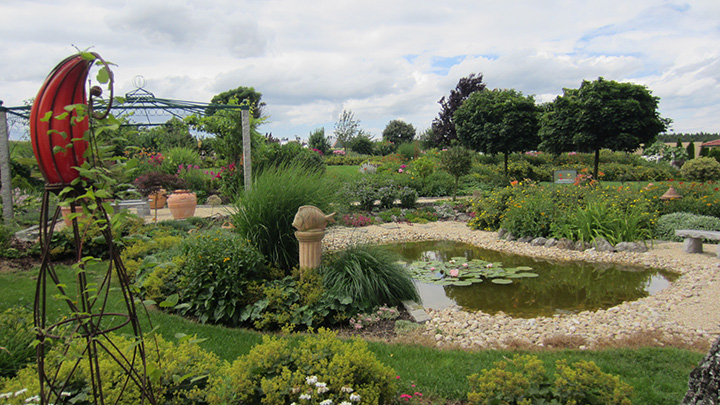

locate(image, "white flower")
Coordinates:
300 393 312 400
319 400 333 405
316 382 329 394
0 392 13 399
14 388 28 397
350 392 361 402
340 402 352 405
25 395 40 403
341 386 354 393
60 392 72 397
306 375 318 385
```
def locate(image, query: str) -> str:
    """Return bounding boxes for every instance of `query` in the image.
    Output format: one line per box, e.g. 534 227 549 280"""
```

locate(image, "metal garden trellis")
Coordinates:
4 53 252 404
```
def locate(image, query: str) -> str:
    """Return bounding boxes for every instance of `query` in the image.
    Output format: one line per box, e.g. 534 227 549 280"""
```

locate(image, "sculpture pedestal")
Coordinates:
295 230 325 269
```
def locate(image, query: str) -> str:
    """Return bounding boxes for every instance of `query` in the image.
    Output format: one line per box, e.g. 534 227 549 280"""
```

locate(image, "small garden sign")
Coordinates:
554 170 577 184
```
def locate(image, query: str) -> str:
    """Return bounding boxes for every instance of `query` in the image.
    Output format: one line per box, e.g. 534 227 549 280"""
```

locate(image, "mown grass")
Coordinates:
0 264 703 404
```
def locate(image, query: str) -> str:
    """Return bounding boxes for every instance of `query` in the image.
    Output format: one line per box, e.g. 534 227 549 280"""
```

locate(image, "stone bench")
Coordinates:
675 229 720 257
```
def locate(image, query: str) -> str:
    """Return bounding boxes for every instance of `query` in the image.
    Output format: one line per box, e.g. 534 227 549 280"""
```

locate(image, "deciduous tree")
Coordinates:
382 120 416 146
539 77 668 179
454 88 540 175
432 73 486 147
333 110 362 153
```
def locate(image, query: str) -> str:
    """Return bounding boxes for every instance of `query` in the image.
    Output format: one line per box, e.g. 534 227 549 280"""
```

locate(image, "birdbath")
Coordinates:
292 205 335 270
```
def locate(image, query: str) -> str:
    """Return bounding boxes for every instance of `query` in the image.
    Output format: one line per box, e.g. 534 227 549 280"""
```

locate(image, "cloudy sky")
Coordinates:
1 0 719 141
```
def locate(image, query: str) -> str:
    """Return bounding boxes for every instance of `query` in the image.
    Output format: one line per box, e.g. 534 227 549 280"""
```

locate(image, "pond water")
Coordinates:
385 240 679 318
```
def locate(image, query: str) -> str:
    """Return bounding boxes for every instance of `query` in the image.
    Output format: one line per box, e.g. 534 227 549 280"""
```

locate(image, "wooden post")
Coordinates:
240 103 251 192
0 103 13 220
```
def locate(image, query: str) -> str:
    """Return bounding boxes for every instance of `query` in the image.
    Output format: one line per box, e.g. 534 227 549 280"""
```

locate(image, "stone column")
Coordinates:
295 230 325 269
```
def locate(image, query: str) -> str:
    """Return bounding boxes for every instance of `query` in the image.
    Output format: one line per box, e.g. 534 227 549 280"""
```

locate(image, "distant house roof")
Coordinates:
701 139 720 147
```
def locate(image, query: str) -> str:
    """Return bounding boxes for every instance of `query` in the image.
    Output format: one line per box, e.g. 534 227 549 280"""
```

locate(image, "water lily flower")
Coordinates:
486 263 493 268
430 267 435 271
449 269 459 277
462 263 468 267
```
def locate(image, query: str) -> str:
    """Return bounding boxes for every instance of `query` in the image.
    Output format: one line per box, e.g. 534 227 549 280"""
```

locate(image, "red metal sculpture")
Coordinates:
29 54 92 187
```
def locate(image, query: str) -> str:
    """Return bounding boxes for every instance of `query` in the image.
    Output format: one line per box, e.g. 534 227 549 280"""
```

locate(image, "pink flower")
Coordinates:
486 263 493 268
398 168 403 173
400 394 412 401
430 267 435 271
449 269 459 277
400 164 407 169
462 263 468 267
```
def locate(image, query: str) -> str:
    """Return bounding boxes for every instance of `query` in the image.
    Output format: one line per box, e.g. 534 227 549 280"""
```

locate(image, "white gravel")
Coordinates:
324 221 720 350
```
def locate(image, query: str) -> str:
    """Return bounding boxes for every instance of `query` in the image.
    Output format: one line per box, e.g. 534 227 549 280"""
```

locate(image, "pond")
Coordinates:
385 240 679 318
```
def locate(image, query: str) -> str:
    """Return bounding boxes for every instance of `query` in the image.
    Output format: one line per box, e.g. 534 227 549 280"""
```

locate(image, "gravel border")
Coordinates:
324 221 720 350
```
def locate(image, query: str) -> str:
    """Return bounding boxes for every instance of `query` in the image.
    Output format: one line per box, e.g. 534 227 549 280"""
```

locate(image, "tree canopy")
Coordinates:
539 77 668 179
431 73 486 147
454 88 540 175
382 120 416 145
208 86 265 119
333 110 362 152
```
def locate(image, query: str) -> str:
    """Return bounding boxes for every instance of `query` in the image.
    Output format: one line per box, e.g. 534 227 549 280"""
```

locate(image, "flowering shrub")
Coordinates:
349 305 400 330
206 329 397 405
377 186 397 209
333 149 346 156
340 214 375 227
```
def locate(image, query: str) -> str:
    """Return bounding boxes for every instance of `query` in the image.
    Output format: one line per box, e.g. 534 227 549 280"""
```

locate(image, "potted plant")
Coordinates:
133 172 186 220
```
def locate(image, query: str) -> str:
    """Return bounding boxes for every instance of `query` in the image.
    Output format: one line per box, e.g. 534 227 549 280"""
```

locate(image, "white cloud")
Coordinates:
2 0 720 141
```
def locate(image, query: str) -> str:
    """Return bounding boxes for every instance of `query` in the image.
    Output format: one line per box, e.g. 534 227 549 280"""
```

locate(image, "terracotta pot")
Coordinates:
148 189 167 209
60 205 86 227
167 190 197 219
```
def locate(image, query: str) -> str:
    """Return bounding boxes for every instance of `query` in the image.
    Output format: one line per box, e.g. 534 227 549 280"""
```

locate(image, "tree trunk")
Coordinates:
593 149 600 181
0 108 13 221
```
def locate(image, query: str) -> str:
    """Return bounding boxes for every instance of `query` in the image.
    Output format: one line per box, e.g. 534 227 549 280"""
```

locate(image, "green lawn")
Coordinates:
0 264 703 404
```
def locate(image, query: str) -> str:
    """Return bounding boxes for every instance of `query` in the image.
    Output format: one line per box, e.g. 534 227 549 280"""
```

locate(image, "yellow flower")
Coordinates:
223 257 230 262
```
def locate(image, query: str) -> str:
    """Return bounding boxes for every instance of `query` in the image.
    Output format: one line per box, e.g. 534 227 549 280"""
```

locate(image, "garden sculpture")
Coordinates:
293 205 335 270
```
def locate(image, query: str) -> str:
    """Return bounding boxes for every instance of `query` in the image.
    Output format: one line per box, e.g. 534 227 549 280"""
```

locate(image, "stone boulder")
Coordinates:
530 237 547 246
615 242 649 253
544 238 558 248
684 335 720 404
556 238 575 250
592 237 615 252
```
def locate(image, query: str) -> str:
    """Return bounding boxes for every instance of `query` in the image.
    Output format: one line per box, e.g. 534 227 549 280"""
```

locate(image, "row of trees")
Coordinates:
438 75 668 179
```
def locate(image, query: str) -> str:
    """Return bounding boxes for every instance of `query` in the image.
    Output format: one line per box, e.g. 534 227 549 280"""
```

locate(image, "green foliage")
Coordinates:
410 156 436 185
655 212 720 242
231 164 333 271
397 186 418 209
255 141 326 174
159 146 202 174
539 77 667 179
687 140 696 159
208 86 265 118
374 140 397 156
350 133 375 155
0 307 35 378
205 329 397 405
454 88 540 175
323 155 366 165
440 144 473 200
643 141 688 162
501 185 556 238
0 333 221 404
308 128 331 155
382 120 416 145
467 354 633 405
334 110 362 152
680 157 720 181
178 229 267 325
320 245 419 314
396 141 421 160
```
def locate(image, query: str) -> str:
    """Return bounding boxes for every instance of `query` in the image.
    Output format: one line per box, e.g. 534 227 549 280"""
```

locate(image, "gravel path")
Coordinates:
324 221 720 350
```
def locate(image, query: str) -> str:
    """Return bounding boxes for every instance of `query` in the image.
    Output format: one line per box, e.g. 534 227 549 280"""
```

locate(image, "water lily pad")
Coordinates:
491 278 513 285
515 272 539 278
452 280 473 286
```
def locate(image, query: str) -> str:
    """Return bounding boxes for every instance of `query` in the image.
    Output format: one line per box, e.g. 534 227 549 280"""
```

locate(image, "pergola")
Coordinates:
0 80 252 219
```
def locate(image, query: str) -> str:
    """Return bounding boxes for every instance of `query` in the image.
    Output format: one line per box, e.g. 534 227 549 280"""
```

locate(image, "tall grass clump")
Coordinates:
320 245 420 313
231 163 334 271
